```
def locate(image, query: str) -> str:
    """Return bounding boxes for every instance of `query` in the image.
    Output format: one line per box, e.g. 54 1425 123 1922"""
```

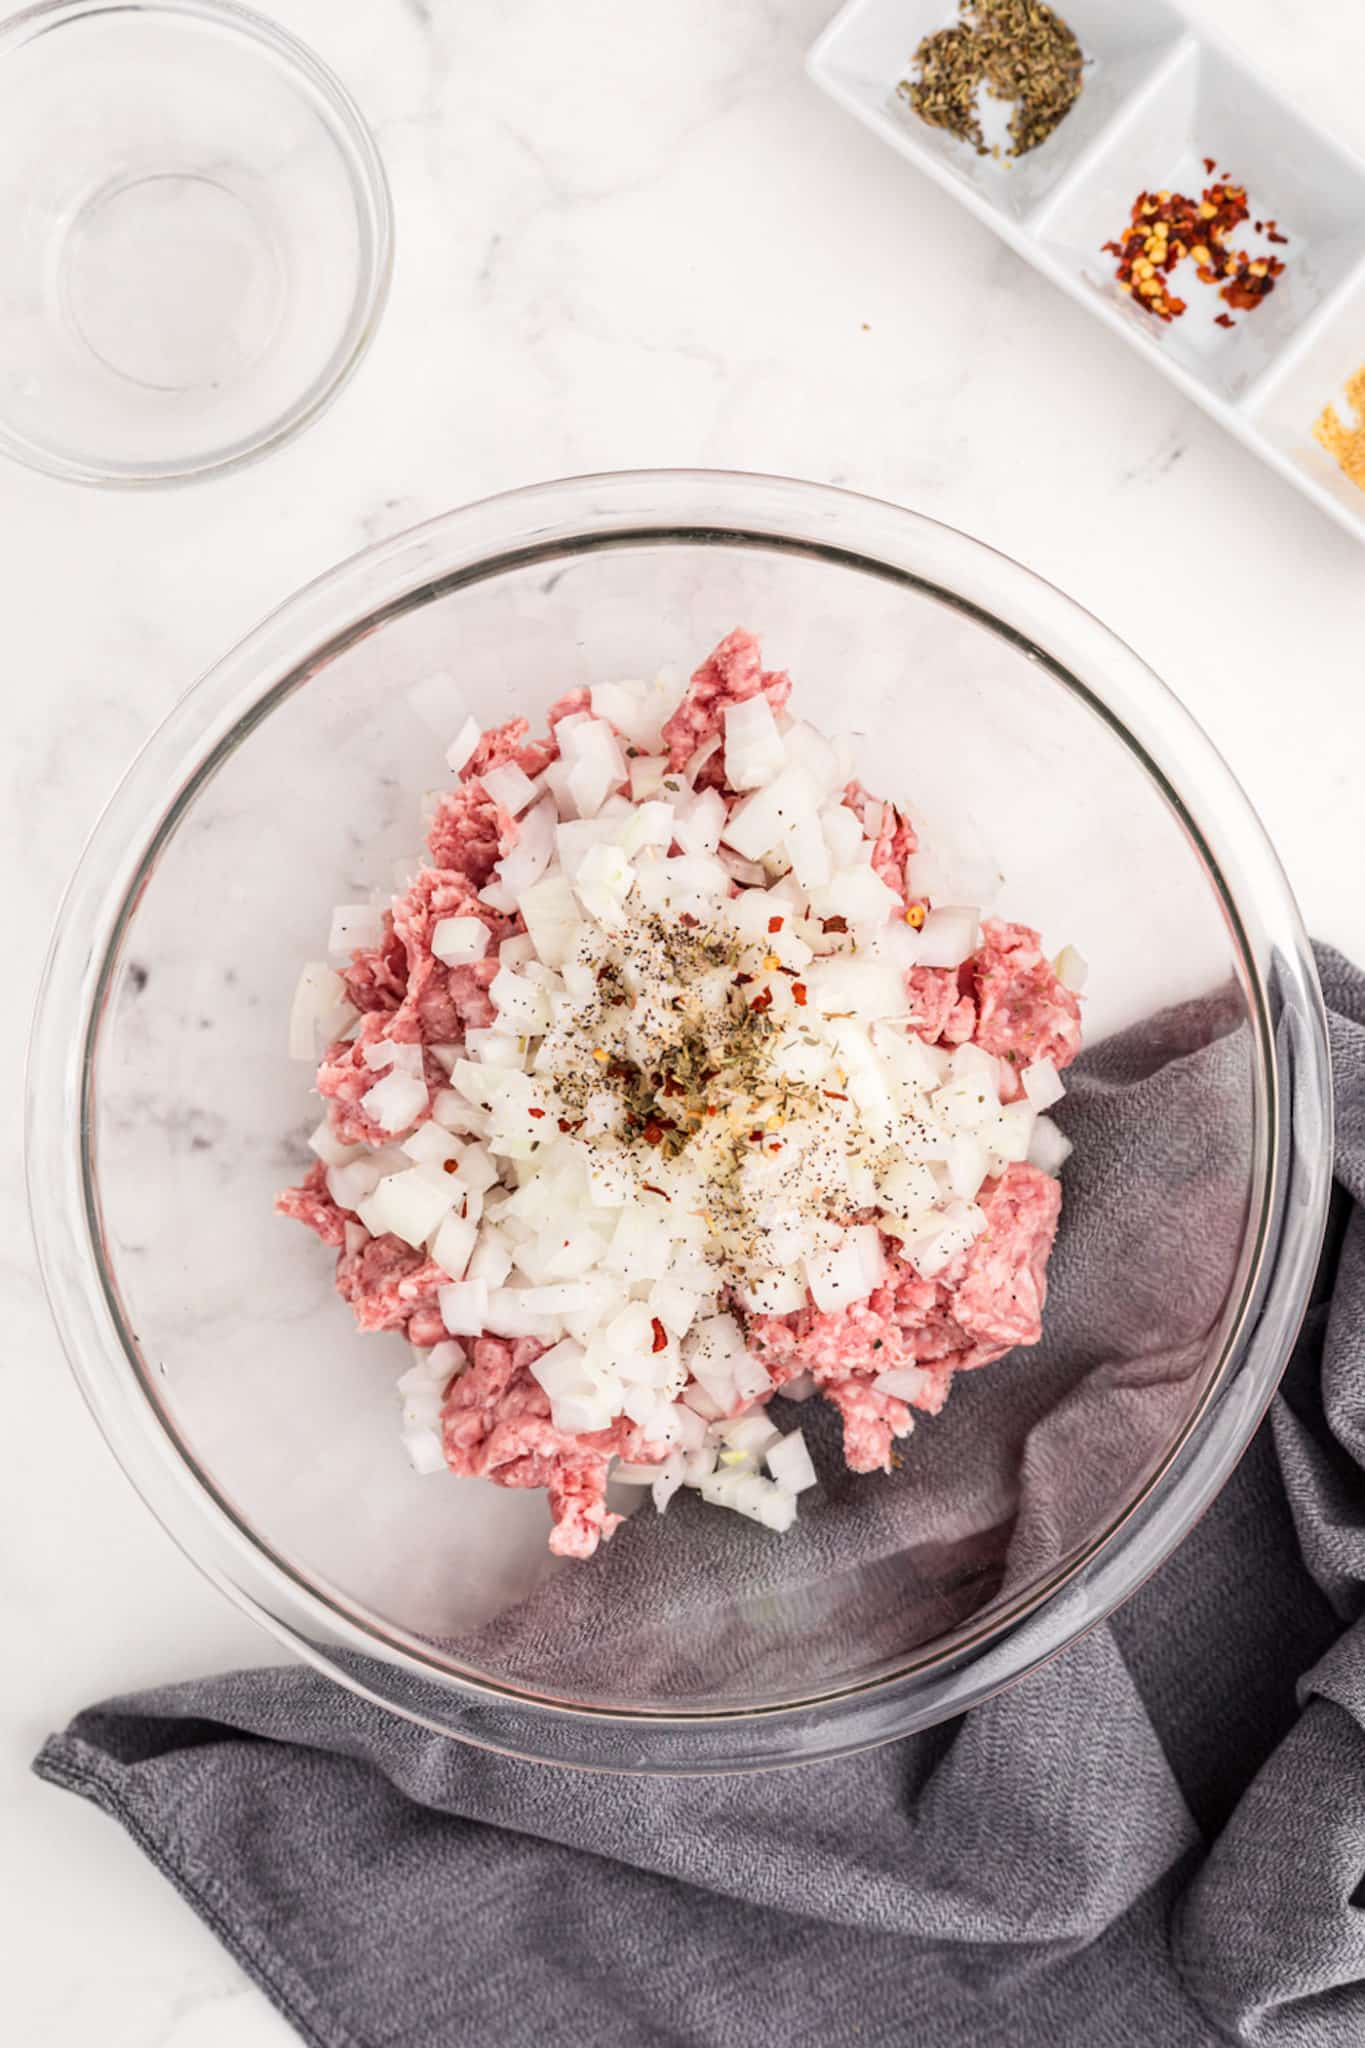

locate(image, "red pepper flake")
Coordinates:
1214 312 1235 328
557 1117 584 1134
1203 156 1216 175
749 987 773 1012
528 1107 545 1119
734 971 753 986
642 1121 664 1145
768 915 784 933
1101 174 1286 325
793 982 808 1006
640 1183 671 1201
748 1129 763 1143
822 1089 848 1101
678 911 699 928
821 915 848 934
650 1317 668 1353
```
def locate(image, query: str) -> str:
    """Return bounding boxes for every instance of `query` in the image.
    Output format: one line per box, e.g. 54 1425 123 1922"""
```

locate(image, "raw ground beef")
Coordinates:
971 918 1083 1073
750 1164 1062 1475
315 1013 448 1147
661 627 792 771
845 780 917 906
276 1164 447 1342
279 628 1081 1558
441 1336 664 1559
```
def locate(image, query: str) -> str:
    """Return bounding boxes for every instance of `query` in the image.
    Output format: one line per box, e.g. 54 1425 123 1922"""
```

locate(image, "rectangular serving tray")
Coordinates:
808 0 1365 546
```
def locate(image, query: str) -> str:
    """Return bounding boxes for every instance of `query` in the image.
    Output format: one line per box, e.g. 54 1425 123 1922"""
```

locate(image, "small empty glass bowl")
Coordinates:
0 0 392 483
28 473 1331 1771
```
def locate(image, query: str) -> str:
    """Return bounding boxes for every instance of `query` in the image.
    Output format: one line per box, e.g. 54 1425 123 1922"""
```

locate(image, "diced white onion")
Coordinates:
916 906 980 970
432 916 490 966
722 694 786 790
445 714 481 774
438 1275 488 1332
1028 1114 1073 1176
1054 945 1089 993
289 963 353 1061
360 1069 429 1134
359 1169 454 1249
481 762 539 815
766 1430 817 1494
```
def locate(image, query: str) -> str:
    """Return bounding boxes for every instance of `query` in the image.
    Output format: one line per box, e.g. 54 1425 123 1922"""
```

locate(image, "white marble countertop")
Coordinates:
4 0 1364 2039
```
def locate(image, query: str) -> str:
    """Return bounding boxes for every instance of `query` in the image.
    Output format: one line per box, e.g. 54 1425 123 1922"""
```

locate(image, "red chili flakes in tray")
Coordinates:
1101 176 1287 326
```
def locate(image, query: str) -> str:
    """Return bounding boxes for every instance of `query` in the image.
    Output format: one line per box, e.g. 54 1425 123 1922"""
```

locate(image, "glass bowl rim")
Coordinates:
26 468 1333 1771
0 0 394 487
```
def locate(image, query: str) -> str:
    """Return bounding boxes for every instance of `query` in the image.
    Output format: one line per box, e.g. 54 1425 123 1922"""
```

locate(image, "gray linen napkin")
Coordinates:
33 946 1365 2048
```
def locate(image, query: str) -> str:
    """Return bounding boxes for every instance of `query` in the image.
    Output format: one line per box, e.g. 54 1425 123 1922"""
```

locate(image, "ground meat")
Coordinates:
459 691 589 786
337 1237 446 1336
905 965 976 1046
441 1336 662 1558
340 917 407 1014
316 1012 446 1146
275 1164 448 1339
274 1162 349 1247
426 781 516 884
547 686 592 728
844 781 917 905
749 1164 1059 1473
464 716 553 783
969 919 1082 1073
660 627 793 771
388 866 511 1043
950 1163 1061 1363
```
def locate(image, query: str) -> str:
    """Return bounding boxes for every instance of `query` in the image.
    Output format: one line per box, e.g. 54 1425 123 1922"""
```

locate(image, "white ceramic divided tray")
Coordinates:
810 0 1365 545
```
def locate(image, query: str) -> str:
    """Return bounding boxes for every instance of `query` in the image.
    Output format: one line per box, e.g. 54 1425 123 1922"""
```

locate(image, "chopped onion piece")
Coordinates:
481 762 539 815
438 1276 488 1333
628 754 667 801
1054 945 1089 993
360 1069 429 1134
445 714 481 774
722 694 785 789
309 1119 362 1168
289 963 353 1061
805 1224 885 1311
1022 1059 1065 1111
916 906 981 970
431 1210 478 1279
402 1426 447 1476
359 1169 454 1249
1028 1115 1073 1177
432 916 490 966
766 1430 817 1494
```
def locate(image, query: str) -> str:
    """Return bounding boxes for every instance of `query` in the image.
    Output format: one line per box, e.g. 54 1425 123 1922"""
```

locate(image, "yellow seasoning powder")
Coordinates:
1313 365 1365 493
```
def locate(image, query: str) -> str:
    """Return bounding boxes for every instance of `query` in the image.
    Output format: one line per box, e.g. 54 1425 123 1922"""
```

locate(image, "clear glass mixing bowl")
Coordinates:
27 471 1331 1771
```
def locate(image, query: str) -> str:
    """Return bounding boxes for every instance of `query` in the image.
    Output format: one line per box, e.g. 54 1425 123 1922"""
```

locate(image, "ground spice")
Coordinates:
900 0 1084 160
1102 176 1287 324
1314 367 1365 493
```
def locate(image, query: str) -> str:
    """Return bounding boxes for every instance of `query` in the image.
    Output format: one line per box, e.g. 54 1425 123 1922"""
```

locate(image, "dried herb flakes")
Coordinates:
900 0 1084 161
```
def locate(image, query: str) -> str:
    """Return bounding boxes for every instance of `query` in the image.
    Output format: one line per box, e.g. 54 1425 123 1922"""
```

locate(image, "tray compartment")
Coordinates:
1034 39 1365 402
1244 261 1365 537
809 0 1187 225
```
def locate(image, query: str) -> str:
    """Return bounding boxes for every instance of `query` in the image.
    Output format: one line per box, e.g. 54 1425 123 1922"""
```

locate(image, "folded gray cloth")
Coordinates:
34 946 1365 2048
